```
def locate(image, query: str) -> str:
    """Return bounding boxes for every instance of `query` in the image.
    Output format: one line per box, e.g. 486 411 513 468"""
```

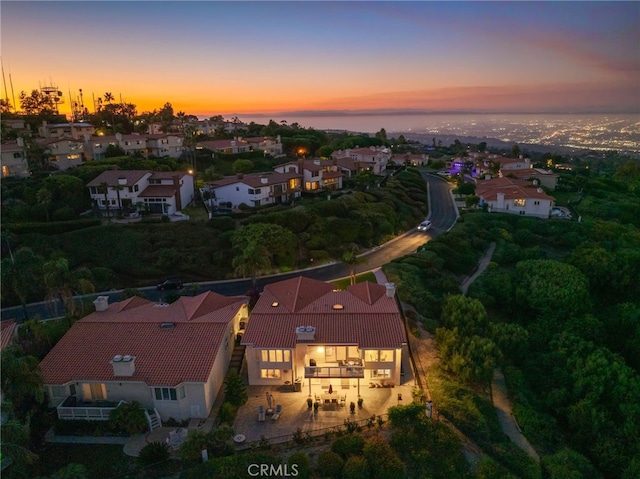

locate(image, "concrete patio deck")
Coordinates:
232 351 417 446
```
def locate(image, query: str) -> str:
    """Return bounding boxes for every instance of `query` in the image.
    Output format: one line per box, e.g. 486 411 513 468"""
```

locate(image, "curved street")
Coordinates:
1 173 458 323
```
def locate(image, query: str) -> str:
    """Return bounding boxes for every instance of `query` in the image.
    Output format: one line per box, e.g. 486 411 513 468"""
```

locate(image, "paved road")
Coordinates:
2 173 458 323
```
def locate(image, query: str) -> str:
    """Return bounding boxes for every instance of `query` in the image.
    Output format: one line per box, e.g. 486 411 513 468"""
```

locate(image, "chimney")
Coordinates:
313 159 320 165
110 355 136 377
173 175 182 211
118 177 127 186
94 296 109 312
260 176 268 184
385 283 396 298
295 326 316 341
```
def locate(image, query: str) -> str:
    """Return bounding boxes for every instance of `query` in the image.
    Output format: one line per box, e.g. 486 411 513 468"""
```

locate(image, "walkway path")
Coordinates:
491 369 540 462
459 242 496 295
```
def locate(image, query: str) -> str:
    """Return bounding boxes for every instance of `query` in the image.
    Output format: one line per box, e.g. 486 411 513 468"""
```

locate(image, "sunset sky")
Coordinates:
2 1 639 118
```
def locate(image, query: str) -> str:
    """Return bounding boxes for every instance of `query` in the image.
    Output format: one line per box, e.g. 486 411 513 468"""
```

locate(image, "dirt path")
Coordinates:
460 242 496 295
491 369 540 462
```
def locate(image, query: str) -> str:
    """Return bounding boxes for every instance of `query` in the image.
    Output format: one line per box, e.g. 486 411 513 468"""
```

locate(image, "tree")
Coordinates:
1 348 45 420
232 159 254 174
232 243 271 287
43 255 95 319
224 369 247 406
105 144 126 158
511 144 521 158
362 435 405 479
98 181 111 220
19 89 55 115
342 244 366 286
36 187 53 221
109 401 147 435
231 223 298 270
1 248 44 320
375 128 388 142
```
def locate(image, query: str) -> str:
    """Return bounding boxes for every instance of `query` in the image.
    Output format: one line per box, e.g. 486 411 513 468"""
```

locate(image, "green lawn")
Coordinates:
331 271 377 290
183 204 210 222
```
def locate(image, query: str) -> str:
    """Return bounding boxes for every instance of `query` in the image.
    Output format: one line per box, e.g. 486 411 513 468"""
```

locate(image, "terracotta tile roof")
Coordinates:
476 177 554 201
1 141 24 152
197 139 248 150
242 277 405 349
136 185 176 197
37 138 83 146
40 292 248 387
86 170 150 187
502 168 557 179
210 171 302 189
322 171 343 180
0 320 18 351
149 171 187 180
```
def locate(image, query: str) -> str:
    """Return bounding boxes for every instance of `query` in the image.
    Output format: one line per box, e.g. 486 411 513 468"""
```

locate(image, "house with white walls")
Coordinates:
86 169 194 215
39 121 95 140
206 171 302 208
40 292 248 422
37 138 85 170
244 136 284 157
476 177 554 218
197 138 251 155
331 146 391 174
241 277 407 397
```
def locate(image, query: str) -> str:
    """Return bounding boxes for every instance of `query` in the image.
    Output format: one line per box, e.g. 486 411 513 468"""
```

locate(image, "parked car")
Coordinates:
157 278 183 291
417 220 432 232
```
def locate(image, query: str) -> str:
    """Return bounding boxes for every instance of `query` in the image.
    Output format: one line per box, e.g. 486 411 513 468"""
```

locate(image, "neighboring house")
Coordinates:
274 159 343 192
207 171 302 208
493 156 532 171
500 167 559 191
37 138 85 170
241 277 407 396
196 138 251 155
331 147 391 174
476 177 555 218
334 157 372 178
39 121 95 140
0 320 18 351
244 136 284 157
146 134 184 158
0 138 29 178
86 133 148 160
40 292 248 422
86 169 195 215
391 153 429 167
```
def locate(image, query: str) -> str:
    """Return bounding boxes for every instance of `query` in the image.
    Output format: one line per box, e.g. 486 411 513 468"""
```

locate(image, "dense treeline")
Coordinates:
383 160 640 478
1 168 428 307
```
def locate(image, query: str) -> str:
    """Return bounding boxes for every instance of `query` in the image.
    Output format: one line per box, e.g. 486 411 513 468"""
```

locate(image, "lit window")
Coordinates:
514 199 526 207
260 369 281 379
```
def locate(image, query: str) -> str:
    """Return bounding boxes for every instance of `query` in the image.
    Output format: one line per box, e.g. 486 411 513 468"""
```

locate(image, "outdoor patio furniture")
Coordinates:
167 429 185 450
272 404 282 420
258 405 265 422
340 395 346 406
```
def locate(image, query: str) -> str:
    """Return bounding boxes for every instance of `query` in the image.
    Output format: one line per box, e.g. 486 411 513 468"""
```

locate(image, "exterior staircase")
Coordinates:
229 342 246 373
145 408 162 431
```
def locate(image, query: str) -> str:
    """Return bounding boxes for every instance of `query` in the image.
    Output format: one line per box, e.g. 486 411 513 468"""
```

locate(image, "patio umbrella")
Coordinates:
328 384 333 395
266 392 273 409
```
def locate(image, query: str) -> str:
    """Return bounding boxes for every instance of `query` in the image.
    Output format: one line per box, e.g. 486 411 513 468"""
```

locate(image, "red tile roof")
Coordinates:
136 185 176 198
40 292 247 387
210 171 302 189
86 170 150 187
476 177 554 201
0 320 18 351
242 277 405 349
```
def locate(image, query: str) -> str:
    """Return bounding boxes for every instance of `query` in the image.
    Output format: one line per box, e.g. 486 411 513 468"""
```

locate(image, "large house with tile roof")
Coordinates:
197 138 251 155
38 121 95 140
206 171 302 208
244 136 284 157
273 159 343 192
499 167 559 191
241 277 407 396
37 137 85 170
40 292 248 422
0 320 18 351
331 147 391 175
476 176 554 218
87 169 194 215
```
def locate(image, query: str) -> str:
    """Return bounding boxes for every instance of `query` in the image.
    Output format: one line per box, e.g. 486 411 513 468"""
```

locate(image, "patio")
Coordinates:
232 351 417 445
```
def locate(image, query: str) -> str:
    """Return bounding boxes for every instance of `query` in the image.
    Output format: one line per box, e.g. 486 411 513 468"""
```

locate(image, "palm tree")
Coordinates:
342 244 367 286
98 181 111 221
232 243 271 287
43 256 95 319
1 247 44 320
112 183 124 214
36 187 52 222
1 348 45 417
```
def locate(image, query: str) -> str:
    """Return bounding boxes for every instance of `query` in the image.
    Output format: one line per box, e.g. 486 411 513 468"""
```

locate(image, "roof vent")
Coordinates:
160 322 175 329
111 355 136 377
295 325 315 341
271 301 279 307
154 302 169 308
332 304 344 310
93 296 109 312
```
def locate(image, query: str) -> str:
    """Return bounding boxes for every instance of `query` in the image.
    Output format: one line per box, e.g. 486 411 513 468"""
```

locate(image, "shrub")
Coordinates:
288 452 311 479
316 451 344 478
331 434 365 459
363 435 405 479
180 429 210 462
138 441 170 466
224 369 247 406
342 456 369 479
219 402 237 424
108 401 147 435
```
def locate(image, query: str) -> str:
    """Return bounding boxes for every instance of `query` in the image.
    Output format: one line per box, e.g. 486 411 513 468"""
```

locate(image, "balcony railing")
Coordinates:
304 366 364 379
56 397 125 421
